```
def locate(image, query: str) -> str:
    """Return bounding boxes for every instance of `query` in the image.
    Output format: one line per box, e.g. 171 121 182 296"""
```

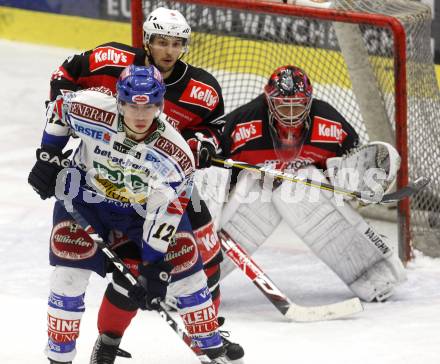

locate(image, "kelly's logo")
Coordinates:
231 120 263 152
179 79 219 111
89 46 135 72
311 116 347 144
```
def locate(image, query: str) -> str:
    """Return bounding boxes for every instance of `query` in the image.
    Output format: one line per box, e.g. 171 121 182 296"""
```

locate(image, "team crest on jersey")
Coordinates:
231 120 263 152
310 116 347 144
165 232 199 275
89 46 135 72
179 79 219 111
50 221 97 260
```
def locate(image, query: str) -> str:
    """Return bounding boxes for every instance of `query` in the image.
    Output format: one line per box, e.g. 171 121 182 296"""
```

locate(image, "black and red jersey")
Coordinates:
220 94 360 173
50 42 225 143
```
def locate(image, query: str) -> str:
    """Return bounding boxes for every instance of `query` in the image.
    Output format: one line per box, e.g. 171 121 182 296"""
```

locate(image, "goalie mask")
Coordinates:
143 7 191 53
264 65 313 151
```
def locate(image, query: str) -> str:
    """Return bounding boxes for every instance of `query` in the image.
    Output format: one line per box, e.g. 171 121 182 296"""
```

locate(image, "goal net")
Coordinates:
131 0 440 261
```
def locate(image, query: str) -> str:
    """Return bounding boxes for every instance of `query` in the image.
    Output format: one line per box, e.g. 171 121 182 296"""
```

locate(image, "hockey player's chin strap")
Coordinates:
211 157 429 204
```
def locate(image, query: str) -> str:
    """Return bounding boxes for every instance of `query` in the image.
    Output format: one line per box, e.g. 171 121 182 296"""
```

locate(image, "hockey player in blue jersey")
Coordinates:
28 65 234 364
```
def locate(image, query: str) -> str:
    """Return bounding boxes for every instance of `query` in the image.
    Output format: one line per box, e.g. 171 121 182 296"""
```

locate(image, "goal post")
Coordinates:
131 0 440 262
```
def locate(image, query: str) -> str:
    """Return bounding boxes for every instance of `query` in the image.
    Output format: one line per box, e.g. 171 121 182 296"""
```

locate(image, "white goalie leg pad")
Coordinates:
272 166 406 302
326 141 401 204
193 166 231 229
46 266 92 363
219 170 282 279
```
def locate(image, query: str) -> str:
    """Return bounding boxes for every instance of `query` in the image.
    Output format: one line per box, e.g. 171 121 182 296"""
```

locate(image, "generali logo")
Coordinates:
89 46 135 72
179 79 219 111
310 116 347 144
70 102 116 126
231 120 263 152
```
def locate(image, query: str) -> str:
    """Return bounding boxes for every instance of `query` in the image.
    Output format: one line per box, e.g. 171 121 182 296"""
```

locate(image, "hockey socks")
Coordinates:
177 286 223 351
97 284 138 337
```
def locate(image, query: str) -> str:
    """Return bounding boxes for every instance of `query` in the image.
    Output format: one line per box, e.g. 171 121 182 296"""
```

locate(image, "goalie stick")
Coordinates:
58 200 213 364
212 157 430 204
219 229 364 322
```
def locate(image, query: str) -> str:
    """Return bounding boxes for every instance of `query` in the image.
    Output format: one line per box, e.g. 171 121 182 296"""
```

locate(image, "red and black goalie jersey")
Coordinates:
220 94 360 174
50 42 225 143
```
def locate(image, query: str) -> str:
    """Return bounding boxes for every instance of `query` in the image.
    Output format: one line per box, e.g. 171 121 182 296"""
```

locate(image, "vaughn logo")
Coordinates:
231 120 263 152
89 46 135 72
311 116 347 144
364 227 390 255
179 79 219 111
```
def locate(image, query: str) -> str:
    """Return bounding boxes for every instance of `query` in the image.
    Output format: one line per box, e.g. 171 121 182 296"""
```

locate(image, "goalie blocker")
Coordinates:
218 141 407 302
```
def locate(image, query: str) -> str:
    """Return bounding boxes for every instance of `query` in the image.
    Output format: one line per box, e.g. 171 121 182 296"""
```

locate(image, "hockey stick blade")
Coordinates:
380 176 430 203
284 298 363 322
219 230 363 322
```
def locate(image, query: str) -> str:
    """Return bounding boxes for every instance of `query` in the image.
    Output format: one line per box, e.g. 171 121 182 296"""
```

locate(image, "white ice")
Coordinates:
1 39 440 364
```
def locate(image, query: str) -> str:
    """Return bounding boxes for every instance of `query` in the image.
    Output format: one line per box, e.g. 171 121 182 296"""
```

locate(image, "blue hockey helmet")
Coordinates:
116 65 165 105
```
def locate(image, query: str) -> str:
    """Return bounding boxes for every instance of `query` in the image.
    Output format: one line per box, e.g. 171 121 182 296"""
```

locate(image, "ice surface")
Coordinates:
1 39 439 363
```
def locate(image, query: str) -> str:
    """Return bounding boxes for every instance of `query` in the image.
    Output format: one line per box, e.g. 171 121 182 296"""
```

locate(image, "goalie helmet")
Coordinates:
264 65 313 148
116 65 165 106
143 7 191 52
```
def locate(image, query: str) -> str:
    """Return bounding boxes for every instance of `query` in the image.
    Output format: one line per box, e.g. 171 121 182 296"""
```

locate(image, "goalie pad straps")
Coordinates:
326 141 401 203
272 166 406 302
219 171 282 279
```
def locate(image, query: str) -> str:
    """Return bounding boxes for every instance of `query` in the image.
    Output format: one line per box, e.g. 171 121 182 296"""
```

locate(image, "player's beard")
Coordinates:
155 61 174 75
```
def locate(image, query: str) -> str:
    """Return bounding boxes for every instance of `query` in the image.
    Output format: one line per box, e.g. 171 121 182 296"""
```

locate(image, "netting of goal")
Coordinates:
131 0 440 261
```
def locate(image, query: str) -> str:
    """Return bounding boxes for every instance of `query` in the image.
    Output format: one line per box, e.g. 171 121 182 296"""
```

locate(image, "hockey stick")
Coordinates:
58 200 212 364
212 157 430 204
219 229 363 322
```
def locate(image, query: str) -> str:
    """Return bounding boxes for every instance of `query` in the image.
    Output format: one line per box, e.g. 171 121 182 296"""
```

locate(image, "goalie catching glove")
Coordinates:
326 141 401 204
28 146 72 200
187 132 218 169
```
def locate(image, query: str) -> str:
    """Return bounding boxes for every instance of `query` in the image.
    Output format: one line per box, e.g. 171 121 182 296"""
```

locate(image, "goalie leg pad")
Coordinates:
272 166 406 302
219 171 282 278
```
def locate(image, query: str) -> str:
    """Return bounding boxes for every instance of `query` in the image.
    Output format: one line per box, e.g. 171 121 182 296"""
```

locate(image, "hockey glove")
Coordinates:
187 132 218 169
128 259 172 311
28 146 72 200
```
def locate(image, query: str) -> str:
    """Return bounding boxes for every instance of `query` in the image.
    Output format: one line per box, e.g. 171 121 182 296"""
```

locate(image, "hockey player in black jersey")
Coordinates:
49 6 243 363
215 65 407 304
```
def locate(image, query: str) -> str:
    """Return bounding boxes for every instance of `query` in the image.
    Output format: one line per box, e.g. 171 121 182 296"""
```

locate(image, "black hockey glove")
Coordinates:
128 260 173 311
28 146 72 200
187 133 217 169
